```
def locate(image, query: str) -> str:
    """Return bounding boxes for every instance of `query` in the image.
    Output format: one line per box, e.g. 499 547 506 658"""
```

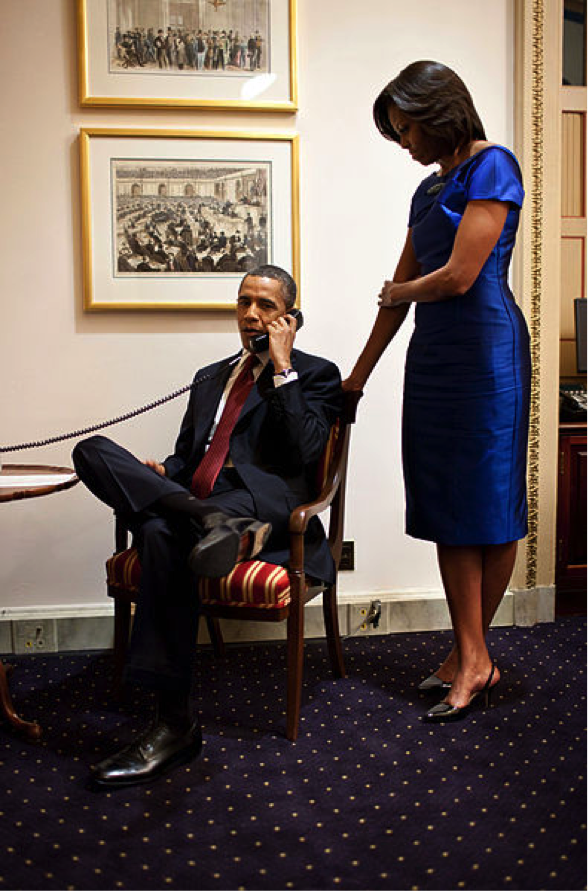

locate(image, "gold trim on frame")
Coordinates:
77 0 298 112
80 128 300 312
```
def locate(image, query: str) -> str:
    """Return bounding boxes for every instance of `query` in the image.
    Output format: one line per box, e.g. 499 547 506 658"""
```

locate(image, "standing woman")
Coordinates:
344 61 531 721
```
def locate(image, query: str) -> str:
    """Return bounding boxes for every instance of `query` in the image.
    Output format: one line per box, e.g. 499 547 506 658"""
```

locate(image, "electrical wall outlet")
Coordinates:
351 600 385 635
13 619 58 654
340 540 355 571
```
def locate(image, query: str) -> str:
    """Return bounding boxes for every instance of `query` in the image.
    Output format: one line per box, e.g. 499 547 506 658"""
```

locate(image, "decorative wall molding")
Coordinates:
514 0 562 599
526 0 545 589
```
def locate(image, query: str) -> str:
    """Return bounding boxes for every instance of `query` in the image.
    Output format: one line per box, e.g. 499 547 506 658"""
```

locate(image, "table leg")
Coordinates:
0 660 42 740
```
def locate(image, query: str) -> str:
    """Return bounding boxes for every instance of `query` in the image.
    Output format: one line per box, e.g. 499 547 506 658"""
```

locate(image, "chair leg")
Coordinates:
112 596 132 694
286 577 306 741
0 660 42 740
205 616 225 658
323 584 346 678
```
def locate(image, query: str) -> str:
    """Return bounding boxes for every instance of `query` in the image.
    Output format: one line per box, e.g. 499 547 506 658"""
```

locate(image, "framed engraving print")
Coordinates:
78 0 298 111
80 128 299 311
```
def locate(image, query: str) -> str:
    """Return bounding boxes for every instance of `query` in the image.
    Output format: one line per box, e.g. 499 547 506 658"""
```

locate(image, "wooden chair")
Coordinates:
105 390 361 741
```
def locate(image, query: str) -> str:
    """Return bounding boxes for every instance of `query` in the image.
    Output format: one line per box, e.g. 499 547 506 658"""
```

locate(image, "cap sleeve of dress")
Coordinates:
465 147 524 207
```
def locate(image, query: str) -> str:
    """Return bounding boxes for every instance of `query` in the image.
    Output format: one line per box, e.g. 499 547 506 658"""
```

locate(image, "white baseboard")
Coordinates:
0 586 555 654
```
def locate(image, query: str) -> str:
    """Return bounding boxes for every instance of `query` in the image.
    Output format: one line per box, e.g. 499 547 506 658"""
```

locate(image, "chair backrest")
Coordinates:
318 390 362 568
316 418 341 493
316 389 362 488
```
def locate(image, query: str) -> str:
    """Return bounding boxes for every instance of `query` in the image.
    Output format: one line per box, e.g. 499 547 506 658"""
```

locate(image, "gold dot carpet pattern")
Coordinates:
0 618 585 890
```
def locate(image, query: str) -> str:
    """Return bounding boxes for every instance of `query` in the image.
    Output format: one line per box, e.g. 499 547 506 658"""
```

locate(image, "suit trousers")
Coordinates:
72 435 256 693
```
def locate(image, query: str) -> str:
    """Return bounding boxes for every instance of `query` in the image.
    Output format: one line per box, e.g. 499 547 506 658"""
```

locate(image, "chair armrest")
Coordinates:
287 391 361 573
288 459 345 535
287 455 346 576
289 389 362 537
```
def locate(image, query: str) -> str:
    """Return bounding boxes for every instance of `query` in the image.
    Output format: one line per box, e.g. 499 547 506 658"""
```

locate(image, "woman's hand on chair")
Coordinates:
342 373 365 393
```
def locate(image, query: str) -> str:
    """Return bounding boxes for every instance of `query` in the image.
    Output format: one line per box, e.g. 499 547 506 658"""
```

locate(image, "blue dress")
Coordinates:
403 145 531 545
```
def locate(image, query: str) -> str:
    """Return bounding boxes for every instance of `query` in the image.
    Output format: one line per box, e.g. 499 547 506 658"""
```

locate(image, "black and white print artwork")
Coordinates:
109 0 270 76
112 158 270 276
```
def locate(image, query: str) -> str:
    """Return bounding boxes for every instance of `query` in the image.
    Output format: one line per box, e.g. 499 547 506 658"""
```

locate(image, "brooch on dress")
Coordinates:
426 182 445 195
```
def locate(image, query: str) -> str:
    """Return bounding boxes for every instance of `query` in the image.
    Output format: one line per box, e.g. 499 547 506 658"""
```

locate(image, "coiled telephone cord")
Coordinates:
0 356 242 455
0 384 193 454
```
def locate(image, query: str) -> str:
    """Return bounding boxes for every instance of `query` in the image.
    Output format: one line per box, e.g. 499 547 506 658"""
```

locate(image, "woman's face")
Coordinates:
388 106 439 167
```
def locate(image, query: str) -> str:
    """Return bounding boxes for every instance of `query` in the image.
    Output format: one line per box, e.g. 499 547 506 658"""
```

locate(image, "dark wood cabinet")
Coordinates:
556 422 587 612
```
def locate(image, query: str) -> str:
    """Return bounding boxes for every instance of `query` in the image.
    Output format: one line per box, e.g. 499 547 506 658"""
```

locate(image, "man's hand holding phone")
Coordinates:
267 312 299 373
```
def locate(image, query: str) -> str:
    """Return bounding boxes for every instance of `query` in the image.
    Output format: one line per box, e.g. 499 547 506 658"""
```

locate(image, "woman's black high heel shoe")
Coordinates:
418 673 452 694
423 665 497 723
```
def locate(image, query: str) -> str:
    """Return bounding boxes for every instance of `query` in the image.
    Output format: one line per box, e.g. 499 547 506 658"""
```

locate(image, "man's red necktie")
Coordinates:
190 354 258 498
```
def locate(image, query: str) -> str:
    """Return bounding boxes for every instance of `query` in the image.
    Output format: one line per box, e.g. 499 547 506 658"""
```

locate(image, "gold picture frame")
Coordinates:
80 127 300 311
77 0 298 112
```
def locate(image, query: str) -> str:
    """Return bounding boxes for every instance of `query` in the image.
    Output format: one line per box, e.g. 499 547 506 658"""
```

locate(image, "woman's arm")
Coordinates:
379 199 508 307
343 231 418 391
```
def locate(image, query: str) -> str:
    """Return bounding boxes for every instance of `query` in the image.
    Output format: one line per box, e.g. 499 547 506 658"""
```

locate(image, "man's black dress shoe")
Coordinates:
188 516 271 578
89 719 202 788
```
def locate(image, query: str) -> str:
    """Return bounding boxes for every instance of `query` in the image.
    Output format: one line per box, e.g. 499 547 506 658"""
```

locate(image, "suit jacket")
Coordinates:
163 348 343 583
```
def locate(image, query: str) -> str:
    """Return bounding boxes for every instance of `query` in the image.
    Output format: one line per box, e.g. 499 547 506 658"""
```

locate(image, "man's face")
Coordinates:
236 276 288 351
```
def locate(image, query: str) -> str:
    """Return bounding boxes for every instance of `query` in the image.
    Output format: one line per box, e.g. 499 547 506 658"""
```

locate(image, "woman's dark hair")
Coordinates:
373 60 486 155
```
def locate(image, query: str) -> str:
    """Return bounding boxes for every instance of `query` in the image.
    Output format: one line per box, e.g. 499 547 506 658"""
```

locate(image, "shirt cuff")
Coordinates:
273 369 299 388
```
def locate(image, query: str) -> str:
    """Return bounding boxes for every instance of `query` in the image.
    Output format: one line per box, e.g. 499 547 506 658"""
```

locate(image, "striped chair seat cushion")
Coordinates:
106 547 292 610
198 561 291 609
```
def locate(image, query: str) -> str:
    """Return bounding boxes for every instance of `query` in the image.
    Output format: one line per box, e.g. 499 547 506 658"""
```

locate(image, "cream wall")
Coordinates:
1 0 516 612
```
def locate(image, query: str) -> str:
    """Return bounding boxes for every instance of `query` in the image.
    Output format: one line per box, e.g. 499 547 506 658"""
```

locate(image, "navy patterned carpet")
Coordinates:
0 618 585 890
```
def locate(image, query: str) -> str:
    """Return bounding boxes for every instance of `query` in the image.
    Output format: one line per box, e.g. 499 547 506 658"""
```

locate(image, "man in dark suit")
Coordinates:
72 265 342 788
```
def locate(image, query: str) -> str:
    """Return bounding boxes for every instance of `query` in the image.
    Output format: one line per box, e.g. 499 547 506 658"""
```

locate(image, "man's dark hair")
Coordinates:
240 264 297 309
373 60 486 156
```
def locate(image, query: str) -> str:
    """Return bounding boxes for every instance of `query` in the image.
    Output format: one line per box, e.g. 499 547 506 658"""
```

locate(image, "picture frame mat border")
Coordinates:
79 127 300 311
77 0 298 112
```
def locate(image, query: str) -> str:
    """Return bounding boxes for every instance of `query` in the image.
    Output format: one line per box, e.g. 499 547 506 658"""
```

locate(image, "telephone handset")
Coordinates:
249 308 304 354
